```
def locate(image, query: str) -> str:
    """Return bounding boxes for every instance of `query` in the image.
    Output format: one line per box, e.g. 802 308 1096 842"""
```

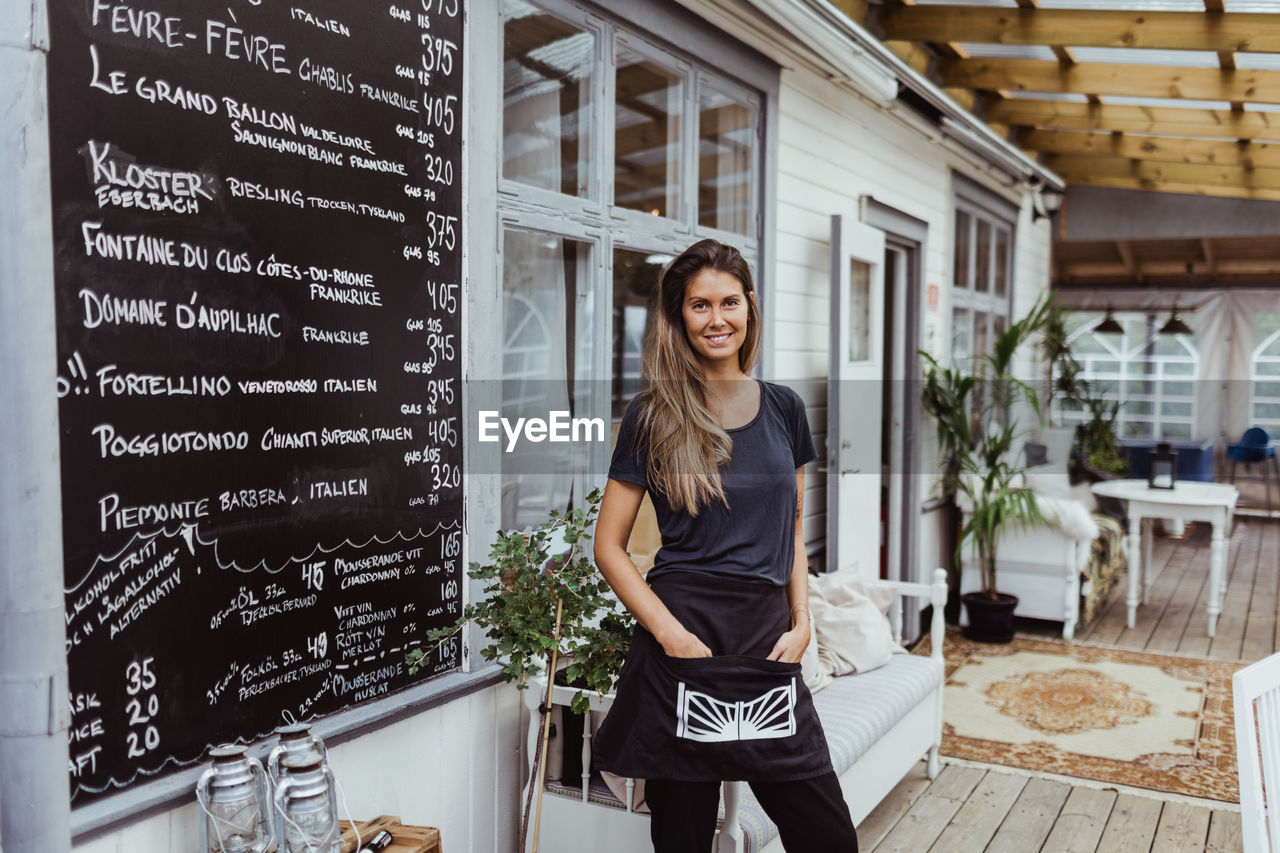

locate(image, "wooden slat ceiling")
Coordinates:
861 0 1280 285
1055 236 1280 284
873 0 1280 201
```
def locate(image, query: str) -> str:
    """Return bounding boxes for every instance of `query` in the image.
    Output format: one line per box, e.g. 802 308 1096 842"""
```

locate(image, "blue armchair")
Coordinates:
1227 427 1279 516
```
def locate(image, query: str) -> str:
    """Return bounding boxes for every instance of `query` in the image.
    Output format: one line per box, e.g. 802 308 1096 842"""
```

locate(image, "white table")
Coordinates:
1091 480 1239 637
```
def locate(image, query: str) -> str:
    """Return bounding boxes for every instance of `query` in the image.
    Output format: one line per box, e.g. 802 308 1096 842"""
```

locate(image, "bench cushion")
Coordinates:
732 654 943 852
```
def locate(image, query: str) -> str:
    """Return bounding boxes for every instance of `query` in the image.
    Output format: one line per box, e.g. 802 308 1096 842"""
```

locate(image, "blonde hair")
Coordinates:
634 239 760 515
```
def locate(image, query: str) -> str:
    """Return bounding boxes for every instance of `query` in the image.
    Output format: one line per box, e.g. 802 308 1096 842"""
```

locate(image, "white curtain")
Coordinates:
1054 288 1280 443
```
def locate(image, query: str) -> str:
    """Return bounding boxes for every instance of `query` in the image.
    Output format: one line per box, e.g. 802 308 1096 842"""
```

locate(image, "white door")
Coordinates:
827 215 885 581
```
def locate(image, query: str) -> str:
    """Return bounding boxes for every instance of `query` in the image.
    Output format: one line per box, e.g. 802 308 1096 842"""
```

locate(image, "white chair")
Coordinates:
1234 651 1280 853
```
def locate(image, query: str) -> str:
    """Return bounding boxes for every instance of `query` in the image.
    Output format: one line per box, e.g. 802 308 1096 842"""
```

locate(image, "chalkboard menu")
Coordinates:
46 0 464 802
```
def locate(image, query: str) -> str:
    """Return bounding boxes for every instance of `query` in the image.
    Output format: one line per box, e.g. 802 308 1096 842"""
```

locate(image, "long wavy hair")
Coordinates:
634 239 761 515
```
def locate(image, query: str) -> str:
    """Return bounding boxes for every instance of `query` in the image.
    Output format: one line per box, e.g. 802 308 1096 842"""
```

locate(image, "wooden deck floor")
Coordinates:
859 762 1243 853
1077 515 1280 662
857 517 1280 852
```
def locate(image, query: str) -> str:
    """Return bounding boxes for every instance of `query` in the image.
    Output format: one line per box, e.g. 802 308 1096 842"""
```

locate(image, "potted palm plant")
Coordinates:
921 294 1049 642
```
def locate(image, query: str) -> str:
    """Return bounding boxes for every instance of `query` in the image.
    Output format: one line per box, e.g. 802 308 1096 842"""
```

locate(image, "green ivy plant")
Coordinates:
407 488 633 715
1038 308 1129 476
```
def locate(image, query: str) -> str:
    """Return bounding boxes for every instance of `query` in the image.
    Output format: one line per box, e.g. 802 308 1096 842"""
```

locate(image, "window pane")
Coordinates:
1124 420 1154 439
501 230 594 530
1255 380 1280 399
1153 333 1194 357
1162 423 1192 440
994 226 1010 298
973 311 989 360
974 219 991 294
952 308 970 361
1255 311 1280 436
698 86 755 235
1125 379 1155 397
849 259 871 362
612 248 669 417
953 211 971 289
615 45 683 218
502 2 594 197
1070 333 1110 356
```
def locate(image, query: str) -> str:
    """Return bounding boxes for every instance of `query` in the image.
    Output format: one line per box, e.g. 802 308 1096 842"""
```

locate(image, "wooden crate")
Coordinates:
338 815 441 853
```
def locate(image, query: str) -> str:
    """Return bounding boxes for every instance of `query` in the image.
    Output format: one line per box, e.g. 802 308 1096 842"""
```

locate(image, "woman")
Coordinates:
592 239 858 852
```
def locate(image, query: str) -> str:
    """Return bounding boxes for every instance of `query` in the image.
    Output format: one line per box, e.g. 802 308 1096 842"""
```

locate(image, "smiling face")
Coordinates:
682 268 752 372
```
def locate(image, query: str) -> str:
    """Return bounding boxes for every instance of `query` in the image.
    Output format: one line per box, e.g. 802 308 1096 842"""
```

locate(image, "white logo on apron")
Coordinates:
675 679 797 742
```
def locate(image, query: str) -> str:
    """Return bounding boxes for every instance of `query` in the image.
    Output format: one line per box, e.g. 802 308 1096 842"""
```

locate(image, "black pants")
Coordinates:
646 771 858 853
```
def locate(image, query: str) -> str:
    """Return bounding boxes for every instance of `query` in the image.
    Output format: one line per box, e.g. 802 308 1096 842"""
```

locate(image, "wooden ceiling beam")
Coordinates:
1045 154 1280 191
1217 259 1280 275
940 58 1280 105
1011 0 1080 67
1116 241 1140 280
829 0 869 25
881 6 1280 53
985 98 1280 140
1060 259 1280 280
1045 173 1280 204
1021 129 1280 170
1059 261 1130 278
1202 238 1218 275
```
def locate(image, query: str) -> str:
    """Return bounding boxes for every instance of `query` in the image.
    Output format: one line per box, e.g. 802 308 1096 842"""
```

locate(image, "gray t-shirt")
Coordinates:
608 380 818 586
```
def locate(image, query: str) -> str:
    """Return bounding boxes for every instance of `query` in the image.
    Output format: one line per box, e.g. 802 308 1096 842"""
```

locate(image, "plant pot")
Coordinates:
961 592 1019 643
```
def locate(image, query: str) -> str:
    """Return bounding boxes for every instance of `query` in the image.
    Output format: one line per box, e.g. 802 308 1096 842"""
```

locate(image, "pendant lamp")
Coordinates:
1159 300 1192 336
1093 306 1123 335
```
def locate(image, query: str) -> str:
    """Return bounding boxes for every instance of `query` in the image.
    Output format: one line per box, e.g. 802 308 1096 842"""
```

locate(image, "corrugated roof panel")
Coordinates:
1236 54 1280 70
1034 0 1207 9
1100 94 1237 110
1003 91 1093 103
1067 47 1223 67
957 43 1058 61
1224 0 1280 10
909 0 1016 5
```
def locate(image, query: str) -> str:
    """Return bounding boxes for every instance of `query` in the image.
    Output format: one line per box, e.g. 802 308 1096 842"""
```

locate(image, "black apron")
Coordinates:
593 572 833 783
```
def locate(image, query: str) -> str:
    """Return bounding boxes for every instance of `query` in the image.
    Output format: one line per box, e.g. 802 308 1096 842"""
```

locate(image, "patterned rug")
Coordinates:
924 631 1245 802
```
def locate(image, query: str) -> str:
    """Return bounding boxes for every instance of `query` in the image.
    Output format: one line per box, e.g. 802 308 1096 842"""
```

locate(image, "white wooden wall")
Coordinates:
72 683 523 853
772 66 1052 577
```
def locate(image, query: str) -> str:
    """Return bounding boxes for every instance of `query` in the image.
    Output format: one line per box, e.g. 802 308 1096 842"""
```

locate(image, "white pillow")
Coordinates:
601 771 648 813
1034 492 1100 546
801 588 833 694
810 571 906 676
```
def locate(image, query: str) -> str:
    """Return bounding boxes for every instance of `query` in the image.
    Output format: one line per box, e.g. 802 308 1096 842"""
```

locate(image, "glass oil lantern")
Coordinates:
273 756 342 853
1148 442 1178 490
268 723 328 787
196 744 272 853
